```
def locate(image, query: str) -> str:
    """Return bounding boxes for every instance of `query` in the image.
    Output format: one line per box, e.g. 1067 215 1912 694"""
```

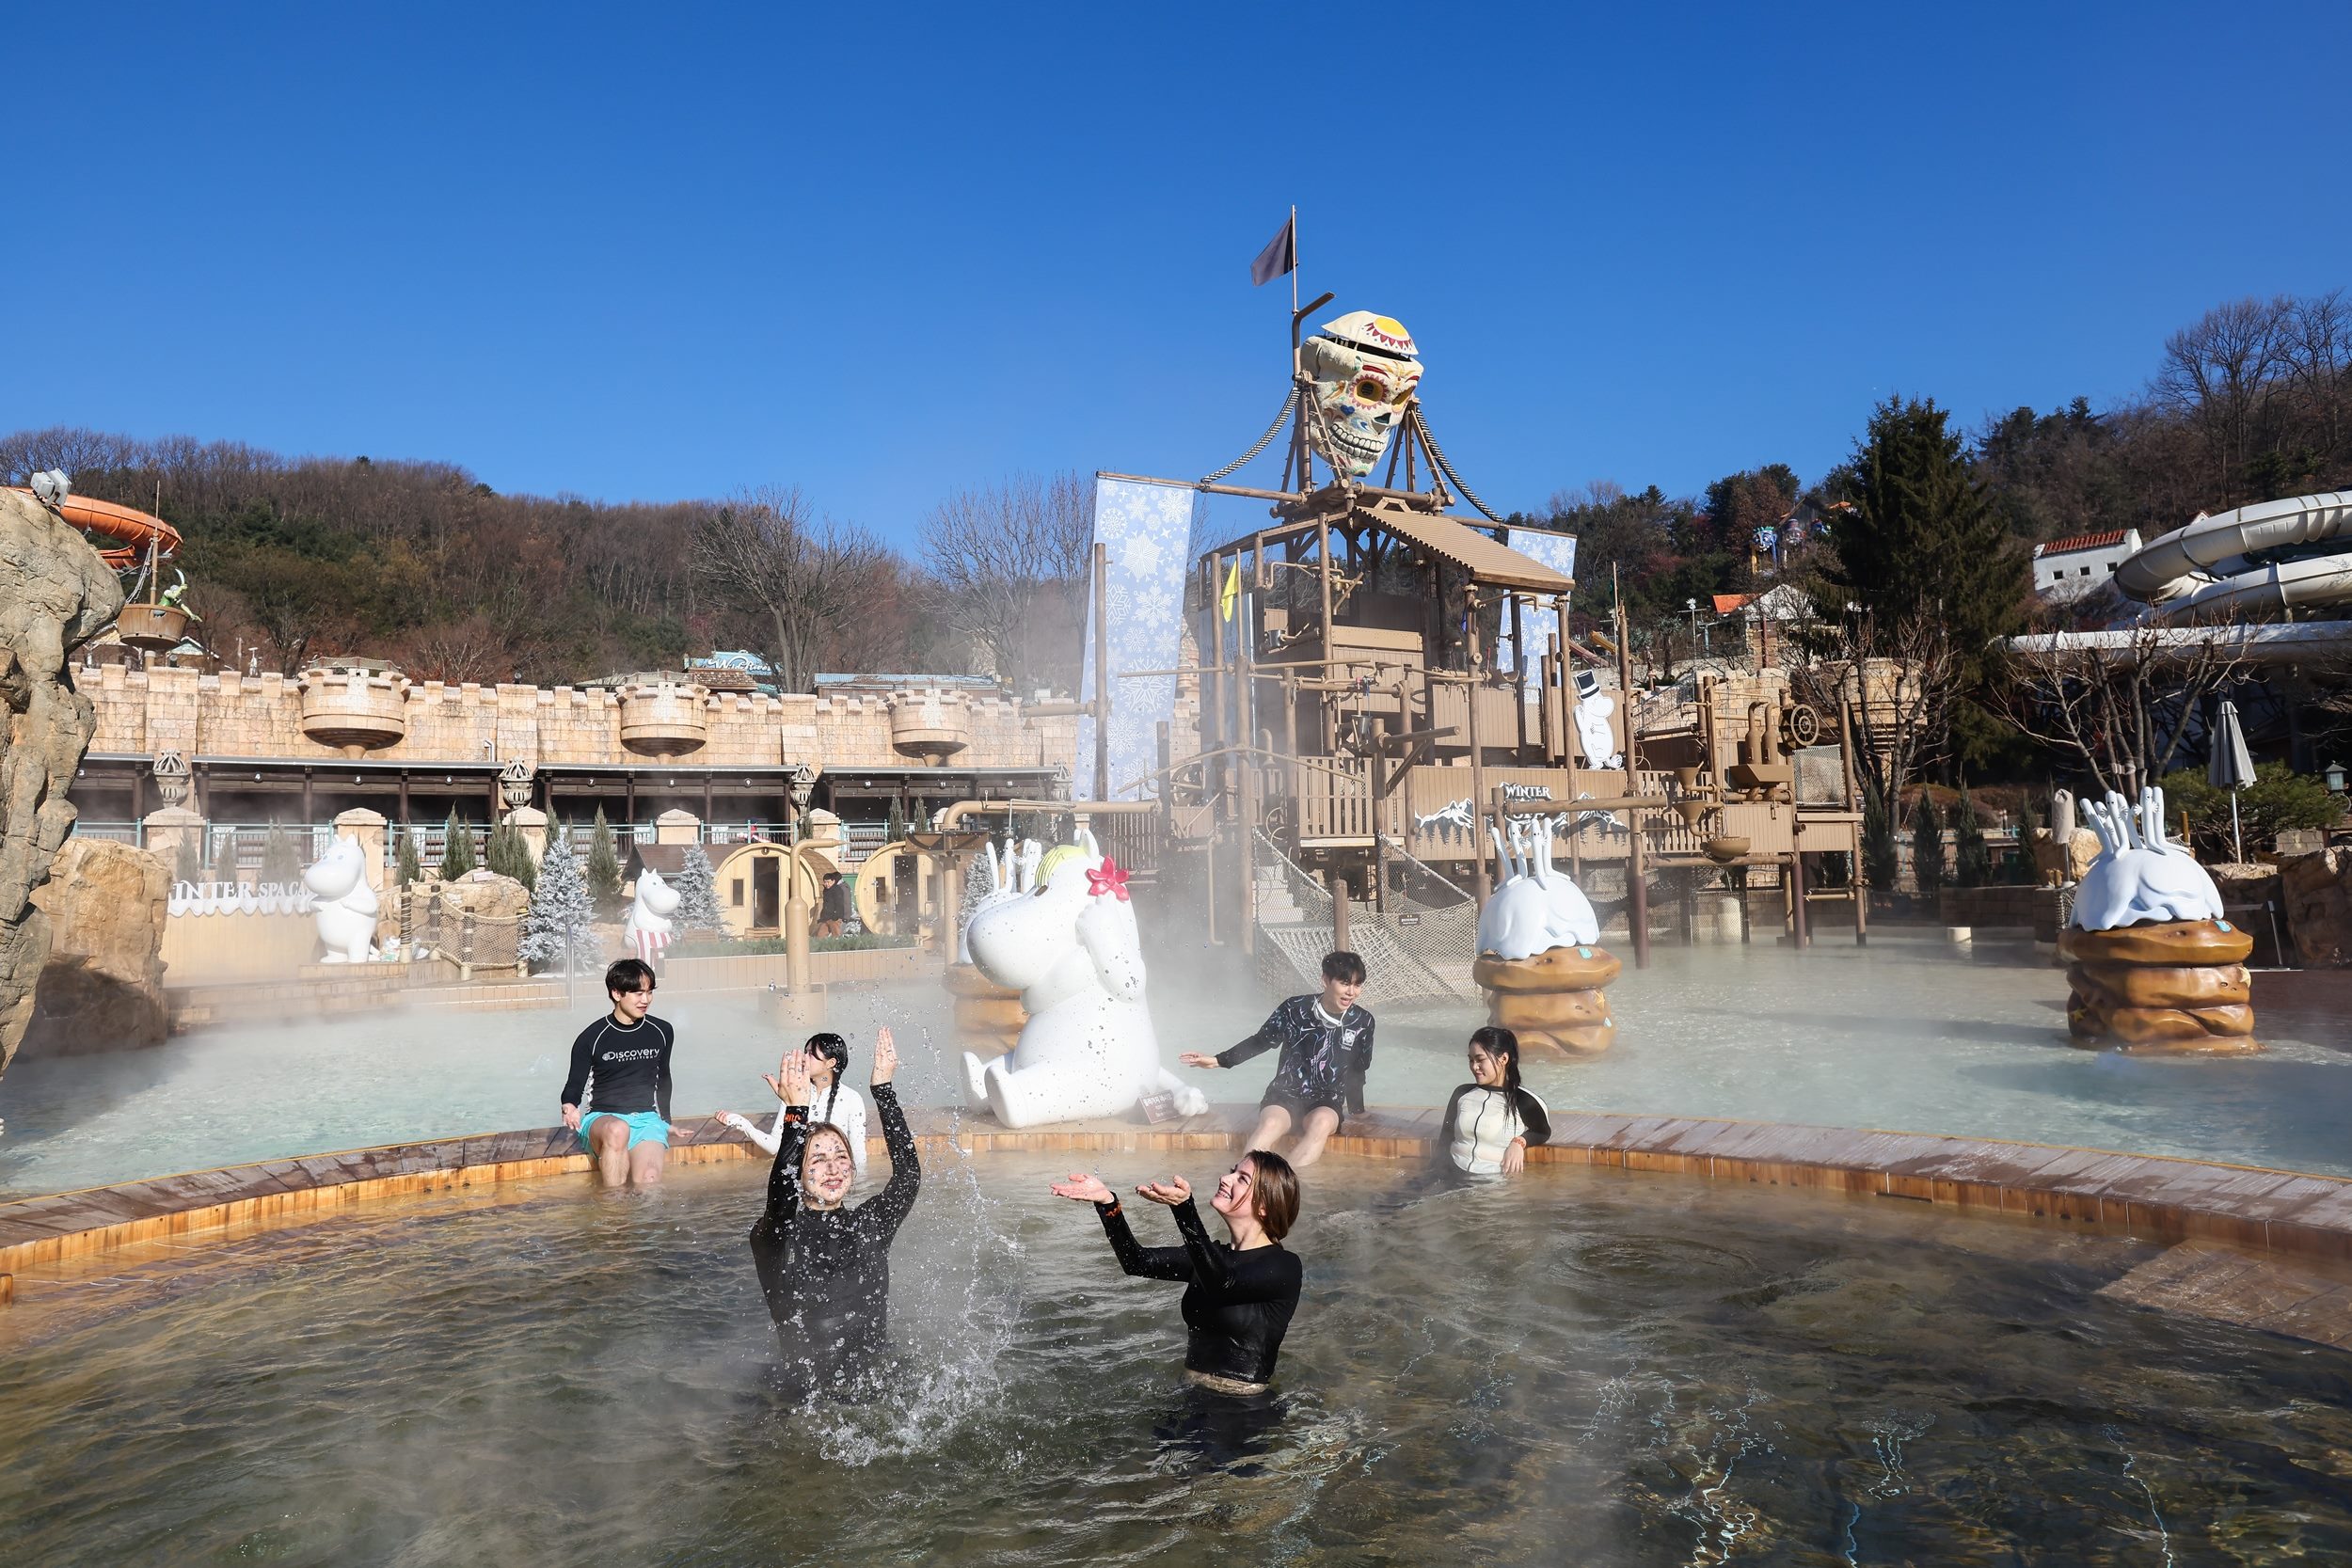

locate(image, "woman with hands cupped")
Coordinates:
1051 1150 1304 1396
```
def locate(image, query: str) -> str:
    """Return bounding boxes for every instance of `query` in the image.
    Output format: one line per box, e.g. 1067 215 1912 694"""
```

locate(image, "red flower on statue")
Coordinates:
1087 857 1131 901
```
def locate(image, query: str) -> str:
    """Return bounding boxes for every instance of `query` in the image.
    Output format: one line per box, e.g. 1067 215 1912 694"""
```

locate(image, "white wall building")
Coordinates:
2032 528 2142 603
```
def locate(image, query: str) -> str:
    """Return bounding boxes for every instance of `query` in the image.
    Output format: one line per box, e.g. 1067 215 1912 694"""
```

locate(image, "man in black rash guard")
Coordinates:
560 958 675 1188
1180 950 1371 1168
1052 1150 1303 1395
747 1025 919 1393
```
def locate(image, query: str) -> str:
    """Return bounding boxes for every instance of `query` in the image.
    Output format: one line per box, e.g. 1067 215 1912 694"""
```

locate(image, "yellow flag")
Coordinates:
1220 560 1241 623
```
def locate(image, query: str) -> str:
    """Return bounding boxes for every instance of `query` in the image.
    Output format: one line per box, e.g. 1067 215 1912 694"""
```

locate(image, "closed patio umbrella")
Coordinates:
2208 698 2255 862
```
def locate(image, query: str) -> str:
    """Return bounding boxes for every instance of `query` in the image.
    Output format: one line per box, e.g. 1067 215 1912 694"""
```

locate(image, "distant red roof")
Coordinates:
2036 529 2129 556
1711 594 1754 614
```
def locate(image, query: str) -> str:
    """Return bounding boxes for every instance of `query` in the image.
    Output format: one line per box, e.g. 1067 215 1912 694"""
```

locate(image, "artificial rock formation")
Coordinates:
1472 943 1623 1055
2061 919 2256 1051
2280 847 2352 967
22 837 169 1055
0 487 126 1081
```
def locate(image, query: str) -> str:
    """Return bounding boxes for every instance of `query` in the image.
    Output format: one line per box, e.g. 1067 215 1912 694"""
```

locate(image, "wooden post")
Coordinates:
1790 846 1810 949
1509 594 1528 758
1466 678 1490 903
1614 597 1649 969
1328 868 1350 951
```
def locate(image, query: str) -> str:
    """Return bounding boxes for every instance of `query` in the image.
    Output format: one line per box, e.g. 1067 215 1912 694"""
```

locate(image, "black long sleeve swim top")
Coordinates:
1093 1196 1301 1386
747 1082 920 1369
1216 994 1375 1114
560 1014 675 1120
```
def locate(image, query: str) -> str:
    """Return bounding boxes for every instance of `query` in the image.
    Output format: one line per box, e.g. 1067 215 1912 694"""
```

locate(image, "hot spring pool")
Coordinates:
5 1152 2348 1564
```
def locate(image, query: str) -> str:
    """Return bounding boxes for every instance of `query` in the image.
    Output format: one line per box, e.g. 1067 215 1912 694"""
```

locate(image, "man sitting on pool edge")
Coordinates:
561 958 678 1188
1180 949 1372 1169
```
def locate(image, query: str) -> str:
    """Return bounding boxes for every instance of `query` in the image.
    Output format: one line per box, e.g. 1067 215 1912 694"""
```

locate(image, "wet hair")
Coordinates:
1467 1025 1522 1093
605 958 656 998
803 1033 850 1124
1241 1148 1300 1242
1321 950 1366 985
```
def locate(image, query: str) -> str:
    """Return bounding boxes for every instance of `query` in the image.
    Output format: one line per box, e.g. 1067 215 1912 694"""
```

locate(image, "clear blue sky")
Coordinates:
8 3 2348 544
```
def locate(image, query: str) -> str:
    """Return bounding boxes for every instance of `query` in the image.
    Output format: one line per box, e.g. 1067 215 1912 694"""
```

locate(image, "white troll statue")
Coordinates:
960 836 1041 963
961 830 1208 1128
304 832 381 963
626 866 681 965
2070 786 2224 931
1477 818 1600 959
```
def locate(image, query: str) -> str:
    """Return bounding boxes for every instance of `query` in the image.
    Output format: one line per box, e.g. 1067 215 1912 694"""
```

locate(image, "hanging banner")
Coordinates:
1502 527 1579 686
1076 476 1208 800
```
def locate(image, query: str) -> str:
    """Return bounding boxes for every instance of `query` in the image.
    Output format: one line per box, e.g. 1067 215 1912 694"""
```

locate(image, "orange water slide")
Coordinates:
7 486 182 569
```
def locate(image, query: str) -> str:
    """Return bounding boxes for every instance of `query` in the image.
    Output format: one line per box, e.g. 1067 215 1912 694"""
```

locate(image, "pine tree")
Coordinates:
1951 783 1992 887
586 806 623 912
1862 790 1900 891
261 822 301 885
675 843 726 933
520 829 599 974
394 831 422 889
439 811 476 879
1911 793 1947 898
485 819 537 892
174 831 204 888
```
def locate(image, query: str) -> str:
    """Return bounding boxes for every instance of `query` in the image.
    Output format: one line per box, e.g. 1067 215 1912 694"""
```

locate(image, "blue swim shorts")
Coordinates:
579 1110 671 1151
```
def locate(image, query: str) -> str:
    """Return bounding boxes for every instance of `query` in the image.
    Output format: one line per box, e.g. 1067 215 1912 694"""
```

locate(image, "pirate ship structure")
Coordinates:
1113 295 1869 997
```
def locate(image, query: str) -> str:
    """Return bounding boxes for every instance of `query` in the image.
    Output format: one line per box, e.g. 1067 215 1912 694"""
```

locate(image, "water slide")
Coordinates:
6 485 181 569
2116 490 2352 621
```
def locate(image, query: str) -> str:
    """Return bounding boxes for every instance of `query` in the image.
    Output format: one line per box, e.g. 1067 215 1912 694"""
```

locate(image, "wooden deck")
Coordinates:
7 1108 2352 1286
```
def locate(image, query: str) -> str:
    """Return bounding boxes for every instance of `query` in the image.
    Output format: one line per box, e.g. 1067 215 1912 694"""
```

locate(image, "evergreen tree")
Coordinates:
173 830 204 888
1861 790 1900 892
485 819 537 892
520 829 599 974
394 831 421 888
261 822 302 885
1911 793 1947 898
675 843 726 933
1951 783 1991 887
586 807 623 911
439 811 477 879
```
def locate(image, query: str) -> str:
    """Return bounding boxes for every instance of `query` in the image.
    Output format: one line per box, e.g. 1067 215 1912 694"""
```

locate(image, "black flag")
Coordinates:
1249 213 1295 287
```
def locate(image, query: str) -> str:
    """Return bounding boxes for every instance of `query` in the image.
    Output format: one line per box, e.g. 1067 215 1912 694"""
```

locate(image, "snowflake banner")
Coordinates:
1075 476 1206 800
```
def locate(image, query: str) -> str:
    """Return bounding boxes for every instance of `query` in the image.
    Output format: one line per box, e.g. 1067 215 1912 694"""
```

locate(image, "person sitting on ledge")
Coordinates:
1051 1150 1303 1396
1436 1026 1550 1180
718 1032 869 1178
1179 950 1372 1168
560 958 676 1189
748 1026 918 1394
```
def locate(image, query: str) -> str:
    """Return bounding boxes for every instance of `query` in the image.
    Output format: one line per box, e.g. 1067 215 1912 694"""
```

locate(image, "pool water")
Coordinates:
5 1153 2348 1564
4 942 2350 1199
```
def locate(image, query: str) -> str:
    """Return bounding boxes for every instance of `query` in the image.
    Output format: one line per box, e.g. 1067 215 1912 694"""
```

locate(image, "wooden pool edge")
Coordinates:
5 1106 2350 1281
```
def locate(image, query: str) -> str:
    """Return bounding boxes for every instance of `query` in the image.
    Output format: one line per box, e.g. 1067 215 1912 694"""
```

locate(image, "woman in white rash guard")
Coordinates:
718 1032 868 1178
1435 1026 1550 1178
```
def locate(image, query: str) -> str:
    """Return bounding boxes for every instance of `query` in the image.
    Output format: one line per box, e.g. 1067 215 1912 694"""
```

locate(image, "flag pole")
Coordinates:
1289 204 1298 317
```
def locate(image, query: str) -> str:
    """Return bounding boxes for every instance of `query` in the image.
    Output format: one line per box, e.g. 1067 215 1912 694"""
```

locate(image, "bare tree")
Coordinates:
2152 296 2291 505
921 471 1093 694
1787 600 1957 818
690 485 890 690
1994 615 2259 797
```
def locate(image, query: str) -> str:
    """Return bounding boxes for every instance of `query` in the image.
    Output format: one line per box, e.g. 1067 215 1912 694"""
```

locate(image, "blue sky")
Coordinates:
8 3 2348 545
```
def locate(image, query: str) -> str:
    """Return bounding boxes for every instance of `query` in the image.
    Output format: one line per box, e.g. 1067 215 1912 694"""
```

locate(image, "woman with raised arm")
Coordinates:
1051 1151 1303 1395
747 1025 918 1392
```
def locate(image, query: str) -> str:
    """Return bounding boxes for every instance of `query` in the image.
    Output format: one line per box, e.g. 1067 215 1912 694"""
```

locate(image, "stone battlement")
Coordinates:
84 662 1076 774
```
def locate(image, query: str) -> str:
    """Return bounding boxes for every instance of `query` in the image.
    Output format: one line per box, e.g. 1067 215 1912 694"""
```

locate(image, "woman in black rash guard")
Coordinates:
746 1025 919 1393
1051 1150 1303 1395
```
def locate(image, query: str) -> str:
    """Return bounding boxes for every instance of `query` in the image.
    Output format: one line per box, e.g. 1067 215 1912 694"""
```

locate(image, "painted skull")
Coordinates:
2069 786 2225 930
1299 311 1423 479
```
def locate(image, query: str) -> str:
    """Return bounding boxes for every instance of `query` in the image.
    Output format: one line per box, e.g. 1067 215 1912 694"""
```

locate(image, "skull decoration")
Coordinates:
2069 786 2225 930
1299 311 1423 479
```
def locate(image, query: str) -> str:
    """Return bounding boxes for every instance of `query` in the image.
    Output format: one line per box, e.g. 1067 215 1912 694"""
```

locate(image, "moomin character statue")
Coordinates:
1470 819 1620 1054
625 866 680 966
961 831 1208 1128
304 833 381 963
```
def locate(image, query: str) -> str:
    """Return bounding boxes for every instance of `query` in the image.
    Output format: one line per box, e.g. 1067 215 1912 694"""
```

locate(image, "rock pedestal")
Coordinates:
1471 943 1624 1055
2280 847 2352 966
22 837 170 1055
2060 918 2258 1053
945 960 1025 1058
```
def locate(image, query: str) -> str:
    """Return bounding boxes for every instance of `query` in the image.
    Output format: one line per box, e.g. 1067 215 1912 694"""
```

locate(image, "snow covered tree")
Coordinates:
520 829 598 974
261 822 302 885
174 831 204 887
675 843 725 933
586 807 623 912
439 811 476 879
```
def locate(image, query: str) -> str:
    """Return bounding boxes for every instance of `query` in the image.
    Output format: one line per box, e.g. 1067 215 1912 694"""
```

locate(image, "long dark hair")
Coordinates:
804 1032 850 1125
1467 1025 1522 1093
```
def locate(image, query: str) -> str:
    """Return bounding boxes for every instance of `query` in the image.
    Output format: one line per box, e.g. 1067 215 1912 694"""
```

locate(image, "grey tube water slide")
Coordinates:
2116 490 2352 620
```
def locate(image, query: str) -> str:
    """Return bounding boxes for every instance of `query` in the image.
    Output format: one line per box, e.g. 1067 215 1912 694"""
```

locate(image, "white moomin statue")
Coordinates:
961 830 1208 1128
960 836 1041 963
304 832 381 963
625 866 680 965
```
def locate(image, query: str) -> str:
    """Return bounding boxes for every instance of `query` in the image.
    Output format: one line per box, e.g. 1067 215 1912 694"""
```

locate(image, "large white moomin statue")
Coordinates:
304 832 381 963
961 830 1208 1127
625 866 680 965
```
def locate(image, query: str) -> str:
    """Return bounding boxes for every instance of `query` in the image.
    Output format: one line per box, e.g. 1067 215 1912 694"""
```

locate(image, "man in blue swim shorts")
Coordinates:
561 958 677 1188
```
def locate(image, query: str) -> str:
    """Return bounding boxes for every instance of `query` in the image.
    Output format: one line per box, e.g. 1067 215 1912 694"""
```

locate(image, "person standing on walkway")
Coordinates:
560 958 676 1188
